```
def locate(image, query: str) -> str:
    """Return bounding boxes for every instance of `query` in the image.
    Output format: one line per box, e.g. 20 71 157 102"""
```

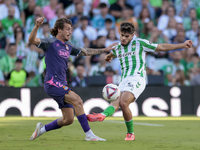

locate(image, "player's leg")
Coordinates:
30 107 74 140
87 93 121 122
119 91 135 140
64 90 106 141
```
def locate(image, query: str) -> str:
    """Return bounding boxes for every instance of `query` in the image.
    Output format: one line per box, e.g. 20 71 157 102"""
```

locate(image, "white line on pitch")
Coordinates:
104 120 164 127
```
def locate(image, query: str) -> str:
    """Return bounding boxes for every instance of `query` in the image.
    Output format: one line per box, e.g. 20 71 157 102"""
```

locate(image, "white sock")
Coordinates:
40 126 46 134
85 129 95 137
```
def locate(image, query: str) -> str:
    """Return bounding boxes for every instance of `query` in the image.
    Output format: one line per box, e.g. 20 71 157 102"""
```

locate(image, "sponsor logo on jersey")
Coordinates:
57 49 70 58
66 45 69 50
118 51 135 58
128 82 134 87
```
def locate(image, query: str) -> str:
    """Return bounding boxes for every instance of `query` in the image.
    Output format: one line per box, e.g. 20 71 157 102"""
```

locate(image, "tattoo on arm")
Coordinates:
79 48 105 56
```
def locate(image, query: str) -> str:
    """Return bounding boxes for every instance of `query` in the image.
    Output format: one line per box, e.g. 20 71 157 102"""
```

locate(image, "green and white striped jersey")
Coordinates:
112 35 158 80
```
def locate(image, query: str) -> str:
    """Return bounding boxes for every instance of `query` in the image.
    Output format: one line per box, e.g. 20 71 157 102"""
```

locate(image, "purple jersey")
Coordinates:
38 37 81 85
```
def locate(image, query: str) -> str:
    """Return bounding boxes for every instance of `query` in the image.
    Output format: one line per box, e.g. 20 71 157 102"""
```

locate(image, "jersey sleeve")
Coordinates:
139 39 158 52
66 41 81 56
112 45 118 57
37 37 52 51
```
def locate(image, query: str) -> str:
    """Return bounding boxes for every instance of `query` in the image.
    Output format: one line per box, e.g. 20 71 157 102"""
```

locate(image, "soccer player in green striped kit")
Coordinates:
87 21 193 140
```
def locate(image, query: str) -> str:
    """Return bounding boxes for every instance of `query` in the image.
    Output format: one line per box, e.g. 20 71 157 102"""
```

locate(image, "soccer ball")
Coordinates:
102 84 120 101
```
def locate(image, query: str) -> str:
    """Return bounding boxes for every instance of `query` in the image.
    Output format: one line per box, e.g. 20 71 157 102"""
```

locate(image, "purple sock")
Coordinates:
45 119 61 131
77 114 90 133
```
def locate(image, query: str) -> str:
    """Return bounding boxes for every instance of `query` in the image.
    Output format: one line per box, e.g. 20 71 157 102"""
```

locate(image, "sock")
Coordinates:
85 129 95 137
40 126 46 134
44 119 61 132
77 114 90 133
125 119 134 134
102 106 115 117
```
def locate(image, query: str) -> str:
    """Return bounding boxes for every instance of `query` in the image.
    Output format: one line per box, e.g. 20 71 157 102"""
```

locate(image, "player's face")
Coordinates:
62 23 72 41
120 32 134 46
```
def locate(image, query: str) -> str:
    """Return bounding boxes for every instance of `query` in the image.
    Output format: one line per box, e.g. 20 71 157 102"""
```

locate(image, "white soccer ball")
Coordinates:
102 84 120 101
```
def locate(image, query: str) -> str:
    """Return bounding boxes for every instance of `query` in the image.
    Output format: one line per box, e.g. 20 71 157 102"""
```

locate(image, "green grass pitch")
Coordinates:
0 116 200 150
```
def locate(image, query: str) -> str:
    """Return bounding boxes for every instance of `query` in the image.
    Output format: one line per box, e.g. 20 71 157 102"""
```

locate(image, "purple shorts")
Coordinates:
44 77 73 109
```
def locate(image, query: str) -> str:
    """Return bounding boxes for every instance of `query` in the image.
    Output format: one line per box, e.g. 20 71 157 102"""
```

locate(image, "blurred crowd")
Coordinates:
0 0 200 87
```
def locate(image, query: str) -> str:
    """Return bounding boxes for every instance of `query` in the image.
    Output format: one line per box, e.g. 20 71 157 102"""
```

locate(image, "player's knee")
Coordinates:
63 118 74 126
74 98 83 108
119 101 128 109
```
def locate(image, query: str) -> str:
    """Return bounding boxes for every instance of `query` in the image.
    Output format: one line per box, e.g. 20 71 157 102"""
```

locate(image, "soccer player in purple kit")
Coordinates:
29 17 116 141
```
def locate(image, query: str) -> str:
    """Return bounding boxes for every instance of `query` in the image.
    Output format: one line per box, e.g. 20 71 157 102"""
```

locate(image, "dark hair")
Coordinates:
120 21 135 34
14 26 25 41
139 7 150 20
192 53 199 58
9 43 16 47
76 63 85 68
105 18 112 23
50 18 72 36
99 3 107 8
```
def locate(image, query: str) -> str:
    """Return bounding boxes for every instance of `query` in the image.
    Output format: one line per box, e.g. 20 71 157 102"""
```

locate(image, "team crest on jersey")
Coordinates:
66 45 69 50
63 86 69 91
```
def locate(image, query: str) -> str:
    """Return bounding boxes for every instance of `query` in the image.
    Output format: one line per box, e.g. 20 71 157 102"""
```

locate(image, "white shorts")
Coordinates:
118 75 146 100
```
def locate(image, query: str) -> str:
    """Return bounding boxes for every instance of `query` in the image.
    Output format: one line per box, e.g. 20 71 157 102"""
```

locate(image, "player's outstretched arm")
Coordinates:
28 17 44 46
79 42 118 56
155 40 193 52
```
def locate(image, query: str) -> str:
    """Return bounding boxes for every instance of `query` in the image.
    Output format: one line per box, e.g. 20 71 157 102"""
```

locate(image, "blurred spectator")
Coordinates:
85 36 106 72
0 43 17 77
49 7 66 29
105 29 119 47
196 27 200 56
104 66 116 76
109 0 133 20
182 47 196 63
115 8 138 34
92 3 115 30
0 0 20 20
149 26 169 44
41 22 51 38
1 6 22 39
98 18 113 37
90 0 110 16
71 64 87 87
43 0 60 21
72 16 97 48
21 0 36 26
134 0 155 20
162 18 177 42
89 52 108 76
36 0 50 8
14 26 26 57
6 58 31 87
65 0 89 18
69 2 84 27
0 21 7 50
137 7 151 34
163 51 187 86
176 0 194 18
25 6 44 42
157 5 182 31
187 53 200 80
24 43 43 74
185 19 199 47
183 8 200 31
140 20 154 40
146 53 161 75
172 69 187 86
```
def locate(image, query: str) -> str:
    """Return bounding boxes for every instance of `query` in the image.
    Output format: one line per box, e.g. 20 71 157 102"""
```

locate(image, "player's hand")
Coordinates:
184 40 193 48
105 52 113 63
36 17 44 27
105 42 118 52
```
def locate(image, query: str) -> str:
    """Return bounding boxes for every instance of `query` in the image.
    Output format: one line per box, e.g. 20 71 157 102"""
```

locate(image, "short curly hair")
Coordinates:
120 21 135 34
